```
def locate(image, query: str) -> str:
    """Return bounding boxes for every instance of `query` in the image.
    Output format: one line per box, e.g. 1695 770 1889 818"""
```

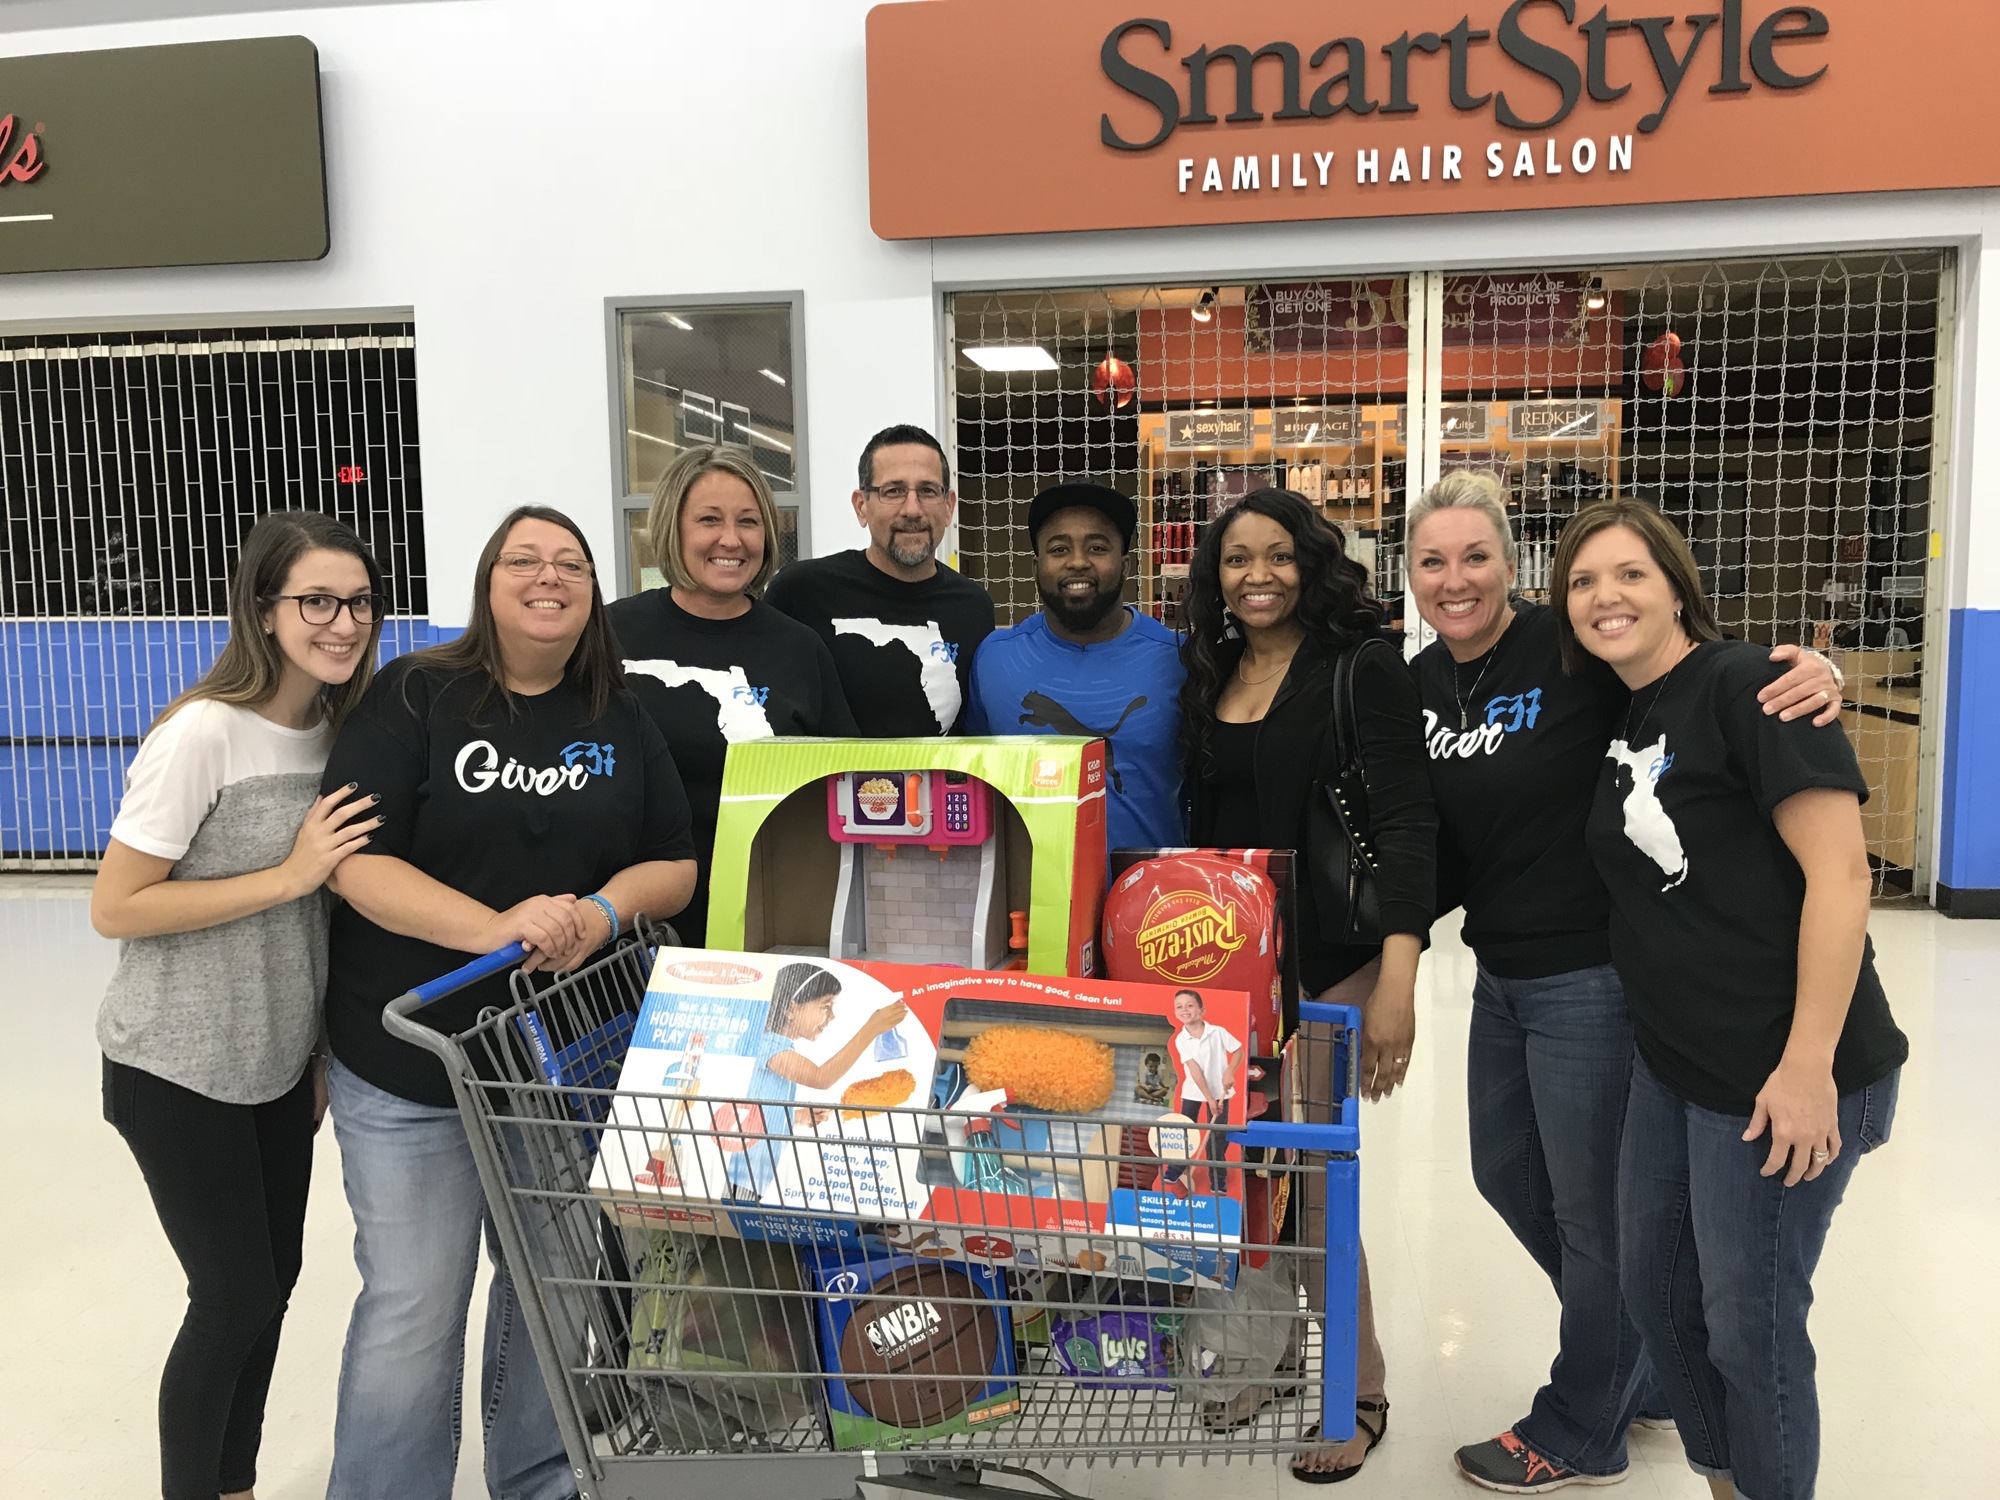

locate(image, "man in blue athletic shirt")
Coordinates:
966 481 1186 852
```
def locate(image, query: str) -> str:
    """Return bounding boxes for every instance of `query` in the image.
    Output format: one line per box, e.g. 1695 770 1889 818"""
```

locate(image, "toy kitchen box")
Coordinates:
586 949 1256 1289
702 736 1108 976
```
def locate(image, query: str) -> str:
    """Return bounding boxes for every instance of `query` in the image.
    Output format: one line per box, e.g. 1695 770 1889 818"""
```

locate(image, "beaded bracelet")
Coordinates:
582 892 620 941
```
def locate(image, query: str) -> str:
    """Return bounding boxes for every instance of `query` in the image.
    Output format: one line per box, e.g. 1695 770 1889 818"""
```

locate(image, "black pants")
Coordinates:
104 1056 315 1500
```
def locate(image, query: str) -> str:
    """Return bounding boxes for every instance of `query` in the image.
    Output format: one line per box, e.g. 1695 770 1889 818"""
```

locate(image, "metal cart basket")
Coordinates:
383 922 1361 1500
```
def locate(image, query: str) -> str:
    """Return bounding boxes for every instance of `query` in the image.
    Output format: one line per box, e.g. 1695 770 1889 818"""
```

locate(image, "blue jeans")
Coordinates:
1468 962 1651 1476
1620 1056 1899 1500
325 1058 575 1500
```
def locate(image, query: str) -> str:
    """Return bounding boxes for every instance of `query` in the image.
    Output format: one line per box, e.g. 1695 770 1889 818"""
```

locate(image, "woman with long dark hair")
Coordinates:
91 510 385 1500
1554 500 1904 1500
1180 488 1437 1484
317 504 697 1500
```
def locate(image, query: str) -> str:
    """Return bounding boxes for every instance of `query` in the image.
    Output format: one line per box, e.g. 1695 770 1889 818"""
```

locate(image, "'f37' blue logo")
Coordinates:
561 741 616 777
1485 689 1543 733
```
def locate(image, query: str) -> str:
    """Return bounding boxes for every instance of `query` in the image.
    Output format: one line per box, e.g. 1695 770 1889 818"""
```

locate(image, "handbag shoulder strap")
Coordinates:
1328 635 1385 773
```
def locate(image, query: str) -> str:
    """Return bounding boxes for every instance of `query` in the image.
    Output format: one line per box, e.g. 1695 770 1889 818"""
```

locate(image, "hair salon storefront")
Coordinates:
1 0 1996 913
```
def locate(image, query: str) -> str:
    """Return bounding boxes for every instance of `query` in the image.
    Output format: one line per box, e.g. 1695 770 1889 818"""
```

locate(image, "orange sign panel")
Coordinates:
866 0 2000 239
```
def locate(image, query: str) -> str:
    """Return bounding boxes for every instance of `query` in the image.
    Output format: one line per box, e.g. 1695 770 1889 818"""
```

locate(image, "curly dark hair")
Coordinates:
1178 488 1384 772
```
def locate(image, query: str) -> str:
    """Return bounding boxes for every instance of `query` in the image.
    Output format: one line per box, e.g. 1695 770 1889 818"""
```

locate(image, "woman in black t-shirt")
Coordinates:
1405 474 1842 1494
608 443 856 947
1554 499 1906 1500
318 505 697 1500
1179 489 1437 1485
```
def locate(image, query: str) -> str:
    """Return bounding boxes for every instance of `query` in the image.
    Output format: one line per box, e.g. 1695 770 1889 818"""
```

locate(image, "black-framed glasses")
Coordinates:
265 592 390 626
495 552 594 581
862 482 948 505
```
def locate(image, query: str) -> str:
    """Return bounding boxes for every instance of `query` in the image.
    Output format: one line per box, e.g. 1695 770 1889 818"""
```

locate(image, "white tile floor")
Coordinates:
3 882 1992 1499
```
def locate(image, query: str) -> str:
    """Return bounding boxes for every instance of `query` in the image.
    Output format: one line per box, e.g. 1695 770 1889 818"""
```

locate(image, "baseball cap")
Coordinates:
1027 481 1138 552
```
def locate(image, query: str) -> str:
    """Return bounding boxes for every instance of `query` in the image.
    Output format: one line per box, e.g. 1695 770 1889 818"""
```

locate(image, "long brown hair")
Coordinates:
408 505 625 722
156 510 385 730
1550 498 1723 675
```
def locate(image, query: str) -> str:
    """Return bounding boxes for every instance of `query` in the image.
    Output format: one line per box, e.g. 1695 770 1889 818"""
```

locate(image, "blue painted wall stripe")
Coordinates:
2 618 452 858
1939 608 2000 893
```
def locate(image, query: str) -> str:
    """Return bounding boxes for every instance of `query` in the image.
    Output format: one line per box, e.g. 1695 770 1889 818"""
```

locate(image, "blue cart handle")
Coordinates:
406 943 529 1006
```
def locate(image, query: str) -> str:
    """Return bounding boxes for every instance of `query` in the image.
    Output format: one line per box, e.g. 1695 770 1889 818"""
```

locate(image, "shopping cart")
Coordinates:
383 921 1361 1500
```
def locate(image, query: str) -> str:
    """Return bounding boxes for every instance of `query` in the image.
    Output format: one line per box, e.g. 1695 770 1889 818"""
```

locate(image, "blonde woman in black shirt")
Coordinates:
1555 499 1906 1500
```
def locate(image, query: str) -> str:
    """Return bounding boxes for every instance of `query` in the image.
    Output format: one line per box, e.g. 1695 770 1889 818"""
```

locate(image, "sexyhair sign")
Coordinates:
866 0 2000 239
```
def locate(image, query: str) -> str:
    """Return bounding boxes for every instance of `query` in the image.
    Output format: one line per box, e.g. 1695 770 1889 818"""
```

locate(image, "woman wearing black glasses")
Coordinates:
91 510 386 1500
316 505 697 1500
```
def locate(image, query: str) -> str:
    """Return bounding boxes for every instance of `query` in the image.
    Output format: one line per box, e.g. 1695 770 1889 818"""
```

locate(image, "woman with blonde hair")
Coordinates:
1404 473 1842 1492
1556 499 1903 1500
608 443 855 945
91 509 386 1500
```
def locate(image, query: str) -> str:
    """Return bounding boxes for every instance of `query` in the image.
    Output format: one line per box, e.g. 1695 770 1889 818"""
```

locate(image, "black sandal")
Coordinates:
1289 1398 1388 1486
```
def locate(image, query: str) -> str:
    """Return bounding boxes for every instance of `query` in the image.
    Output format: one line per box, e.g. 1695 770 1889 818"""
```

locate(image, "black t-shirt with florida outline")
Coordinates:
606 589 857 946
321 656 696 1107
1414 601 1630 979
1585 639 1907 1117
762 548 995 737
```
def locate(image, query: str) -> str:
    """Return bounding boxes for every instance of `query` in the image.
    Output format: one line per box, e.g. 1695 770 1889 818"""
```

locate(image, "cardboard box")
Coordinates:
809 1249 1019 1450
1104 848 1301 1054
588 950 1253 1287
705 737 1107 977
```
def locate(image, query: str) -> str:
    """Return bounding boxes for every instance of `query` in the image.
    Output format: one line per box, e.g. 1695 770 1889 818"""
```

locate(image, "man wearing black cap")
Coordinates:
965 481 1185 850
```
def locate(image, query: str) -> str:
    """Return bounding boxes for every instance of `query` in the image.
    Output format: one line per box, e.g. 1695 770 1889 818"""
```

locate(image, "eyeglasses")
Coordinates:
862 482 949 505
265 592 390 626
496 553 594 581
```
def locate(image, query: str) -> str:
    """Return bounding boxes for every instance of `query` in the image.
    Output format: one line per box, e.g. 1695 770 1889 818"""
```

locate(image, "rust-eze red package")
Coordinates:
588 950 1254 1287
1102 848 1299 1054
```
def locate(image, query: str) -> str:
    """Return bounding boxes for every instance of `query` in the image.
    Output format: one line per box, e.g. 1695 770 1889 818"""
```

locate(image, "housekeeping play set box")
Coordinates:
587 949 1254 1288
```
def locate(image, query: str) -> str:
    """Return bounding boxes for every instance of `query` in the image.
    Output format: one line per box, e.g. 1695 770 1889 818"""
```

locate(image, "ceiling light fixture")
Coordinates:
1586 277 1608 311
758 367 787 386
964 344 1059 372
663 314 693 331
1191 287 1218 323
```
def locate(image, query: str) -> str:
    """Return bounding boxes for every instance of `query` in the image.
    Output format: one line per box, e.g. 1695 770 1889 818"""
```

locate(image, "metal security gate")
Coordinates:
948 251 1950 896
0 322 432 868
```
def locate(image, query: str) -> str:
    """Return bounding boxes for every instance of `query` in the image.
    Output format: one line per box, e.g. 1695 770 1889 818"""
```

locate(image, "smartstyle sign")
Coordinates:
866 0 2000 239
0 37 327 274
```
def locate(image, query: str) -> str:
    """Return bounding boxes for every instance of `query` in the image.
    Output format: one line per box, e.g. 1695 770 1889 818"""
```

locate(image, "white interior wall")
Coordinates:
4 1 1996 622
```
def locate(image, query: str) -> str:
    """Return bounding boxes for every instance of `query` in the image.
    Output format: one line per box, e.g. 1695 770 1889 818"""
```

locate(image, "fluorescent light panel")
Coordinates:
964 344 1058 372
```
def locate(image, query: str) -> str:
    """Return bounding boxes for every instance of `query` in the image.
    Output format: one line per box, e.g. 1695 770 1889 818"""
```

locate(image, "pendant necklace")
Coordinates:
1623 638 1699 743
1451 614 1514 730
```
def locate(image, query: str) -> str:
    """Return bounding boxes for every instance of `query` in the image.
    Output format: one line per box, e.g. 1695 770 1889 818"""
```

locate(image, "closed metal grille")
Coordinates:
949 251 1949 896
0 322 430 867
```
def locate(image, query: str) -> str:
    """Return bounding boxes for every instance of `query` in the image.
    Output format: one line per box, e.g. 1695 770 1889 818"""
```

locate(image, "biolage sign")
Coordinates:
866 0 2000 239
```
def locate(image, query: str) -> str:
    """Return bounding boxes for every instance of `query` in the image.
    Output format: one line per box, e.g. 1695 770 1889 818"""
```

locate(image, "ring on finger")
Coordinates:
1810 1147 1831 1163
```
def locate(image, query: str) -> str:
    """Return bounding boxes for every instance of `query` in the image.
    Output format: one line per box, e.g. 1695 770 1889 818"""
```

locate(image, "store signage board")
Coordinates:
1273 406 1361 446
1248 273 1586 352
1167 410 1255 448
867 0 2000 239
1508 400 1603 441
1398 403 1494 443
0 37 326 274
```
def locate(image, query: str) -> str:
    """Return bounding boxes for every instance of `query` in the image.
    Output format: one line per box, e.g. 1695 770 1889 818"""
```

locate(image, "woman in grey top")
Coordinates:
90 511 384 1500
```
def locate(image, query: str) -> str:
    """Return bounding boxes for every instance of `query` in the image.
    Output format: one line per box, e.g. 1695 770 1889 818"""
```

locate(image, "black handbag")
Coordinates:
1310 637 1386 945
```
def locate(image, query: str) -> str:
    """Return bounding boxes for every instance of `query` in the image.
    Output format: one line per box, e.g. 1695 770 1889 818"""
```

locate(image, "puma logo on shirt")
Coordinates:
833 616 961 733
1607 734 1688 889
1017 690 1147 792
624 659 775 742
